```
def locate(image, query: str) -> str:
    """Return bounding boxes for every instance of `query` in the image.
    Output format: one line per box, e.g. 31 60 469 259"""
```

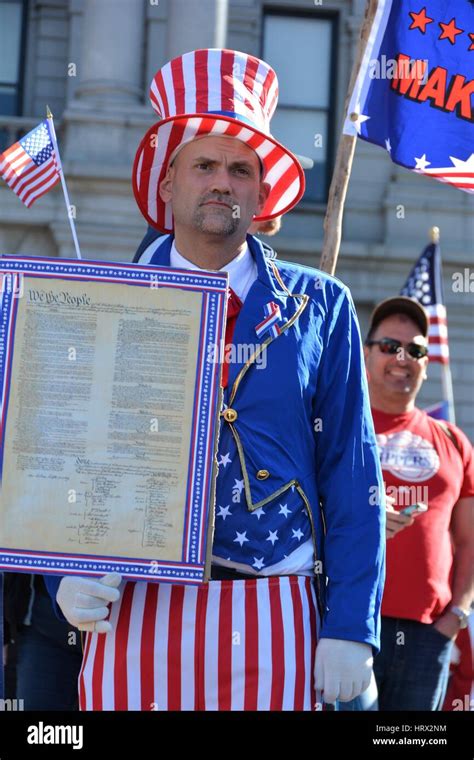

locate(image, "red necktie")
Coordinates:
221 287 243 389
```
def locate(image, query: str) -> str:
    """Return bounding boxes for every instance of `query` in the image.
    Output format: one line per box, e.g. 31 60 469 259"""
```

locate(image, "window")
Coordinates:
263 10 337 203
0 0 27 116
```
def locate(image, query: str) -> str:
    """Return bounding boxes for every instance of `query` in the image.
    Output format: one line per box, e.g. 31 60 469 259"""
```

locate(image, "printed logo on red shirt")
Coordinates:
376 431 440 482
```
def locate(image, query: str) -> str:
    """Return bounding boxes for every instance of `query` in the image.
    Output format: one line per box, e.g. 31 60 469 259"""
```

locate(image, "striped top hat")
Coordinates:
133 48 305 233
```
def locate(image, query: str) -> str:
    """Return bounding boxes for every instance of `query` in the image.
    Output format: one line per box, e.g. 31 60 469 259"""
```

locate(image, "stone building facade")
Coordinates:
0 0 472 436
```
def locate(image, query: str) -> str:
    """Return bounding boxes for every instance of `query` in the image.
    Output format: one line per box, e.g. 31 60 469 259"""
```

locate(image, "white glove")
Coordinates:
315 638 373 704
56 573 122 633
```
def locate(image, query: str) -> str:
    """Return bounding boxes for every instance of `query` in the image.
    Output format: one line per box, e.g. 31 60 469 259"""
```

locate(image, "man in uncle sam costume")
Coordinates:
46 48 385 711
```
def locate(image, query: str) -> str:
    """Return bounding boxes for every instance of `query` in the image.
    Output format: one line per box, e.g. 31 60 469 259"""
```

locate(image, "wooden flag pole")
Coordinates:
319 0 380 275
46 106 82 260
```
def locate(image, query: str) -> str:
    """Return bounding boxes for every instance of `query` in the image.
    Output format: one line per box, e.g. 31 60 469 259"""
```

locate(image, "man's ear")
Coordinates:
256 181 271 215
159 165 174 203
421 355 429 380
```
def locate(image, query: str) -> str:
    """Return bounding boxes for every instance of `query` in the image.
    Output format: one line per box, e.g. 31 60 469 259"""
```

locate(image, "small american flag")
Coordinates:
400 242 449 364
424 400 450 420
0 120 60 207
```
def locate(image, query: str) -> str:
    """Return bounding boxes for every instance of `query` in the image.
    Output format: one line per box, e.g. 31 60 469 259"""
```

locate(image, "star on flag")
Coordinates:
350 104 370 135
422 153 474 192
234 531 249 546
449 153 474 171
218 452 231 468
414 153 431 170
438 18 464 44
409 8 434 34
252 507 266 520
266 530 279 546
217 505 232 520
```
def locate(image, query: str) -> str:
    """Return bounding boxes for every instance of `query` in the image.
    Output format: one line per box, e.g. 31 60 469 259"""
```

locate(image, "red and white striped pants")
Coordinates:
79 575 320 711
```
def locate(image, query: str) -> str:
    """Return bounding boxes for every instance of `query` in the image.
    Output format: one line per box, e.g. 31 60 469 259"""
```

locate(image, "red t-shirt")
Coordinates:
372 407 474 624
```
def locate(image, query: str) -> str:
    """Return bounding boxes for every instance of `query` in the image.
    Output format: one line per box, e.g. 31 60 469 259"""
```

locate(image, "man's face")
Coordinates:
159 135 269 238
364 314 429 402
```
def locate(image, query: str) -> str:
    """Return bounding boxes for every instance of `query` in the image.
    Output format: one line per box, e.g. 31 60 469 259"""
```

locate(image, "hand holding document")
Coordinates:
57 573 122 633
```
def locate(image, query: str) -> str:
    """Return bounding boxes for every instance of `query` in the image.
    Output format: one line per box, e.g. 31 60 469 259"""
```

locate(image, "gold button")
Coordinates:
256 469 270 480
222 408 238 423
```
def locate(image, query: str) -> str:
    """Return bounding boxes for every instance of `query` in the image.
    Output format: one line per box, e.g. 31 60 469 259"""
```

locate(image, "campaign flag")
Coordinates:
400 241 449 364
345 1 474 193
0 120 60 207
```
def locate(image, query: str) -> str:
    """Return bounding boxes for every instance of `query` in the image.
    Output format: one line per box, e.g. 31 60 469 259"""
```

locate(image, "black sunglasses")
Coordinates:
366 337 428 360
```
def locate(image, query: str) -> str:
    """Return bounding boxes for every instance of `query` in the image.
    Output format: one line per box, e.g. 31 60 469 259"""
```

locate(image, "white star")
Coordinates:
233 478 244 492
349 103 370 135
385 138 392 153
418 153 474 192
234 531 249 546
252 507 266 520
218 452 231 468
448 153 474 170
266 530 279 546
414 154 431 170
216 505 232 520
279 503 291 518
292 528 304 542
253 557 265 570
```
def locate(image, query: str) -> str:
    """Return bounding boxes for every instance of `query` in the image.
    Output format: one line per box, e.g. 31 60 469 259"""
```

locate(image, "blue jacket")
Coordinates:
46 233 385 651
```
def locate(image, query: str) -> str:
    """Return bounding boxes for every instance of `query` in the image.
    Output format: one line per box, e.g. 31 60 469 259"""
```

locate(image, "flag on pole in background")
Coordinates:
344 0 474 193
400 241 449 364
0 120 60 207
424 400 450 420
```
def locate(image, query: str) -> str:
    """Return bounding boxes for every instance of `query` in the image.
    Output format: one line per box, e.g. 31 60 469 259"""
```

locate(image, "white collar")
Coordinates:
170 240 257 302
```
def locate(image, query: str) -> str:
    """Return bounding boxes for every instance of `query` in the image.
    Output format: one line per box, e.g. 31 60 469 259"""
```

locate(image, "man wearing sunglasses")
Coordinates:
361 297 474 711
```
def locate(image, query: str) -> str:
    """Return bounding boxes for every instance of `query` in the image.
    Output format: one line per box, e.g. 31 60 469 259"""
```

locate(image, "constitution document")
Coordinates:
0 256 227 584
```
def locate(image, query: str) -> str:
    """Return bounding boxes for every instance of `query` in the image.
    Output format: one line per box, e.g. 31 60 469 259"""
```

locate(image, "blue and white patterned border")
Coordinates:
0 549 205 584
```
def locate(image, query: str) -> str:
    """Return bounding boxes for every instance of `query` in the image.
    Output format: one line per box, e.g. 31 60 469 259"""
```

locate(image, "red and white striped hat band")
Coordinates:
133 48 305 233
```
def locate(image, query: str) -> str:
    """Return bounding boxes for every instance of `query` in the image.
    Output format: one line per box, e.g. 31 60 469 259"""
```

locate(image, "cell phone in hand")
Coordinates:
399 503 428 517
